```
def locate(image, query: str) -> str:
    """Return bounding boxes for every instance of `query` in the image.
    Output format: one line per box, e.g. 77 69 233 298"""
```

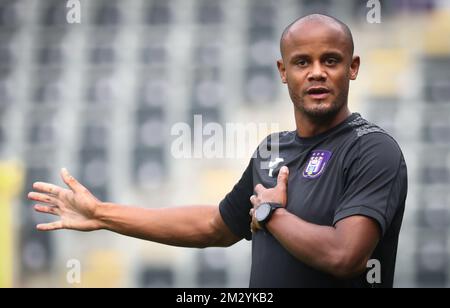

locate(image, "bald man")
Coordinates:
28 14 407 288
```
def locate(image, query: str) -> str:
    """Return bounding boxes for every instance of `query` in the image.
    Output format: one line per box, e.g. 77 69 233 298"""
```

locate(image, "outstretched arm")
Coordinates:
28 168 240 248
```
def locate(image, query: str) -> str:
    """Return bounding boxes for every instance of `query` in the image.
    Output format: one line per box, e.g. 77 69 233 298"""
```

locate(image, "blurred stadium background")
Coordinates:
0 0 449 288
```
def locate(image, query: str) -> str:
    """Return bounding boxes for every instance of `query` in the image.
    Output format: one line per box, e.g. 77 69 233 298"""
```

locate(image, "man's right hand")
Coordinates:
27 168 103 232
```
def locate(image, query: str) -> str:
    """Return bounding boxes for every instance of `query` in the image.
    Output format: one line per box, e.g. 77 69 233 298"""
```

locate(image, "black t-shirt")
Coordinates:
219 113 408 288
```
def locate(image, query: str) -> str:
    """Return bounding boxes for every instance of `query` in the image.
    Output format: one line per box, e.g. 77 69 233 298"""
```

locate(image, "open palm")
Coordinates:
27 168 103 231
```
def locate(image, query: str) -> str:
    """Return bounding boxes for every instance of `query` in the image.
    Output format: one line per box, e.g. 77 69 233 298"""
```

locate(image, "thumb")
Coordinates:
61 168 83 192
276 166 289 191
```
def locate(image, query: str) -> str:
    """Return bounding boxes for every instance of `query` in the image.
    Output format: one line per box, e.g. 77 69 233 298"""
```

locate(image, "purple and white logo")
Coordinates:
303 150 332 179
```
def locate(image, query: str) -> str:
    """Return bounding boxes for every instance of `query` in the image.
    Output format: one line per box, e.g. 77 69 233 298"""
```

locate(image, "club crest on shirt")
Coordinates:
303 150 332 179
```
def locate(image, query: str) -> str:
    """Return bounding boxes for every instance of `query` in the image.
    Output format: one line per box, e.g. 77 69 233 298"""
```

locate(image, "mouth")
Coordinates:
306 86 331 100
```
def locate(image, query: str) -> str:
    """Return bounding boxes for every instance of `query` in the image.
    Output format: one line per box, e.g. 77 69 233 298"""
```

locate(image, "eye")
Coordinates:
296 59 308 67
325 58 338 66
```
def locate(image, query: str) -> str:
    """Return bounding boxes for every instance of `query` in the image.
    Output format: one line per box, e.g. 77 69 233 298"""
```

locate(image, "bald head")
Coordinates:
280 14 354 58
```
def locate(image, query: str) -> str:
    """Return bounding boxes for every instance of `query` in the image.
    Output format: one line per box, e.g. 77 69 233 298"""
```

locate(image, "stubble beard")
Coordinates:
288 85 349 125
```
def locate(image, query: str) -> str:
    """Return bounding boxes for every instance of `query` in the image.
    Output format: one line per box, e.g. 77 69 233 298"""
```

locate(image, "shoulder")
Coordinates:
343 134 404 183
347 115 403 157
359 132 402 156
343 116 405 170
347 114 387 138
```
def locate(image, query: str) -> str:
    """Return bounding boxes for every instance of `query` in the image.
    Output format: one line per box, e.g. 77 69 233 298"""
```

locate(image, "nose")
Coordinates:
307 61 326 82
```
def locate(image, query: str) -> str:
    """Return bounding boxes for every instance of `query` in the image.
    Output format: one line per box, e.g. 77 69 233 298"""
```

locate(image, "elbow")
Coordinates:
193 228 227 249
206 212 240 248
207 229 238 248
328 251 368 279
198 227 236 248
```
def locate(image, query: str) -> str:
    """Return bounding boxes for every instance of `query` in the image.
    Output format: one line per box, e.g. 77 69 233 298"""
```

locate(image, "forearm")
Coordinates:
96 203 223 248
266 209 368 278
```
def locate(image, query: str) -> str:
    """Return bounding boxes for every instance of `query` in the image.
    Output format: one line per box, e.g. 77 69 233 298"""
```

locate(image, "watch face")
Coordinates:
256 203 271 222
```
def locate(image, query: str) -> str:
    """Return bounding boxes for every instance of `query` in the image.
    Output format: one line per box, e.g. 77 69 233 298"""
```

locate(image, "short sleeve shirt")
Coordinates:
219 113 408 288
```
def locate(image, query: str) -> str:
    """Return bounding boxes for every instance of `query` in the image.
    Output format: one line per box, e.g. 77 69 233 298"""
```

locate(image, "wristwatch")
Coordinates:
255 202 283 230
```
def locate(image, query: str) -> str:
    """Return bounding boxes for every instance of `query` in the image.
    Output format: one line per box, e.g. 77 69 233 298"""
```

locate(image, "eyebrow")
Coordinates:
321 52 344 59
289 51 345 62
289 53 310 62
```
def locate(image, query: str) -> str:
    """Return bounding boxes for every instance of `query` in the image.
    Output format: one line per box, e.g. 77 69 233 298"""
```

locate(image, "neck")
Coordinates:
294 106 351 138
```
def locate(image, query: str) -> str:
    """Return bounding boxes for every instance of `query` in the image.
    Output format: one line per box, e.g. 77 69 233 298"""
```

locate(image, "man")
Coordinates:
27 14 407 288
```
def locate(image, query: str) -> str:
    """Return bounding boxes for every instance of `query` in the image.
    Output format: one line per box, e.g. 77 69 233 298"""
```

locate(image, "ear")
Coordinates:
350 55 360 80
277 59 287 84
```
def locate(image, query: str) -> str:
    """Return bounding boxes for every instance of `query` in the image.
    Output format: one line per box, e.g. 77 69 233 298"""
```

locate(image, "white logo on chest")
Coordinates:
268 157 284 177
